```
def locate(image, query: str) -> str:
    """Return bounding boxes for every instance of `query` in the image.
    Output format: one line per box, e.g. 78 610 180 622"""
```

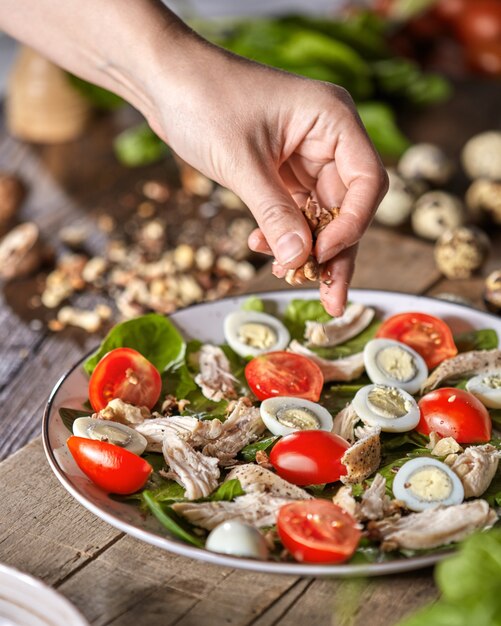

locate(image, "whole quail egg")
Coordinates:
392 457 464 512
466 179 501 225
411 191 464 241
466 371 501 408
224 310 290 358
352 384 420 432
374 168 417 227
462 131 501 180
398 143 453 185
72 417 147 456
260 396 333 437
484 269 501 314
434 226 490 279
363 338 428 395
206 521 269 560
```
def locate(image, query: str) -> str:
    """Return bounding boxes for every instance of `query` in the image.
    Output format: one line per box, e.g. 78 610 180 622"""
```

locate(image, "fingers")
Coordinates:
248 228 272 255
236 164 312 269
319 245 358 316
315 121 388 265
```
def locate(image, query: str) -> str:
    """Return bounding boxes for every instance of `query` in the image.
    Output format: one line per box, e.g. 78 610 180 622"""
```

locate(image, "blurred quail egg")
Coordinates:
484 269 501 314
374 168 416 227
411 191 464 241
260 396 333 437
398 143 453 185
352 384 420 432
392 457 464 512
462 131 501 180
466 371 501 408
72 417 147 456
434 226 490 280
206 521 269 560
465 179 501 224
364 339 428 395
224 310 290 358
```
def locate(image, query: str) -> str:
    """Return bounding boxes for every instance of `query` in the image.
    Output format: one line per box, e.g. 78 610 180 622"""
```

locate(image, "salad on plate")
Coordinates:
60 296 501 565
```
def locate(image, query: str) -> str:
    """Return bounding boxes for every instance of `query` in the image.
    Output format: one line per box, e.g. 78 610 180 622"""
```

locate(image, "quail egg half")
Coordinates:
72 417 147 456
352 384 420 433
206 520 269 560
466 371 501 408
364 338 428 395
260 396 334 437
393 457 464 512
224 310 290 358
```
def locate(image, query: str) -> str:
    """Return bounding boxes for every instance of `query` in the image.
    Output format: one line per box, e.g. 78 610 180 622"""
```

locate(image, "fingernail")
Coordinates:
276 232 304 265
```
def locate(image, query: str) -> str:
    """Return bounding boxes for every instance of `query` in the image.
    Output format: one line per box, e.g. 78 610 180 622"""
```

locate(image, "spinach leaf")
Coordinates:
240 436 280 462
84 313 185 375
454 329 499 353
380 432 429 454
145 479 186 504
311 318 381 360
491 410 501 428
377 448 434 495
59 407 91 432
320 380 369 416
483 465 501 507
142 490 204 547
282 299 332 341
207 479 245 502
241 296 265 312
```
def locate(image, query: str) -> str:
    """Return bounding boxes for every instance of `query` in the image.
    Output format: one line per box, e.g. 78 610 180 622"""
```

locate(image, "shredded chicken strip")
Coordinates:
450 444 500 498
134 415 223 453
161 431 220 500
332 403 359 443
194 344 237 402
341 427 381 484
368 500 498 551
359 474 396 521
305 304 375 347
421 350 501 394
332 485 359 518
202 398 266 465
173 493 297 530
288 340 365 382
226 464 312 500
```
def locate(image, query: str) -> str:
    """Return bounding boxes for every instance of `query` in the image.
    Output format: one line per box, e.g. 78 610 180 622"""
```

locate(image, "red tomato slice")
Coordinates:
376 312 457 370
245 351 324 402
89 347 162 412
269 430 349 485
277 500 361 564
417 387 492 444
67 436 152 494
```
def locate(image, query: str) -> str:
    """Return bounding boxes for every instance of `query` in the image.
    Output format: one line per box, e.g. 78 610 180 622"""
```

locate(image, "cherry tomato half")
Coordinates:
376 312 457 370
89 347 162 412
277 500 361 564
269 430 349 485
417 387 492 444
454 1 501 45
245 351 324 402
67 436 152 494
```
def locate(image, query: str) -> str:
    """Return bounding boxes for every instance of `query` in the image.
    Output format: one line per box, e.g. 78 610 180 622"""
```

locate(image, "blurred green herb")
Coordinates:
68 75 124 110
113 122 170 167
454 329 499 353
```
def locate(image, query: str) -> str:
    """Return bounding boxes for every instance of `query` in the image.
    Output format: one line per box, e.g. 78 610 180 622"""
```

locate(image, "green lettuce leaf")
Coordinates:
282 299 332 341
84 313 185 375
454 329 499 353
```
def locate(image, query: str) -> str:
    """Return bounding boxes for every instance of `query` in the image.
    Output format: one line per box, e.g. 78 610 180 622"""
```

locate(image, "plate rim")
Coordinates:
43 287 498 577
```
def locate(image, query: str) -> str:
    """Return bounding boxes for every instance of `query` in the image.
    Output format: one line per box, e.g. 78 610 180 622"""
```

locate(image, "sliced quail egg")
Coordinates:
392 457 464 512
364 338 428 395
206 521 269 560
72 417 147 456
224 310 290 358
352 384 420 432
466 371 501 408
260 396 333 437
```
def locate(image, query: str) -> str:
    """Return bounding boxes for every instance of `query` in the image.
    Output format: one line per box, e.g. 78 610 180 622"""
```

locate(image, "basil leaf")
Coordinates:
311 319 381 360
59 407 91 432
240 436 279 462
84 313 185 375
282 299 332 341
142 490 204 547
207 479 245 502
454 329 499 353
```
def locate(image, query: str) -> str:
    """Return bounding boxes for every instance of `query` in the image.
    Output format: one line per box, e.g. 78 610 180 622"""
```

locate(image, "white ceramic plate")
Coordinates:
43 289 501 577
0 563 89 626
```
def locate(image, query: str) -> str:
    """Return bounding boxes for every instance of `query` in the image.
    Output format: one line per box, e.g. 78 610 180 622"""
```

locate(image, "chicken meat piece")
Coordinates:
369 500 498 551
94 398 151 425
162 431 220 500
288 340 365 382
331 403 359 443
332 485 359 518
450 444 500 498
226 464 312 500
305 303 375 347
202 398 266 465
134 415 224 452
194 344 237 402
421 350 501 394
359 474 396 521
173 493 297 530
341 427 381 485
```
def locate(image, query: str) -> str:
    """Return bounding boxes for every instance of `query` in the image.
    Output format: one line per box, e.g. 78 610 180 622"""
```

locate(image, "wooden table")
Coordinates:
1 81 501 625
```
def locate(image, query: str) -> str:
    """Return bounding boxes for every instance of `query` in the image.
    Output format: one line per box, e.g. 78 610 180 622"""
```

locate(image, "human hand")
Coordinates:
147 39 387 315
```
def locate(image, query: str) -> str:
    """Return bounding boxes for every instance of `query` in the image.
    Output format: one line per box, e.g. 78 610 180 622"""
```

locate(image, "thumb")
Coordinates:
235 166 312 268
